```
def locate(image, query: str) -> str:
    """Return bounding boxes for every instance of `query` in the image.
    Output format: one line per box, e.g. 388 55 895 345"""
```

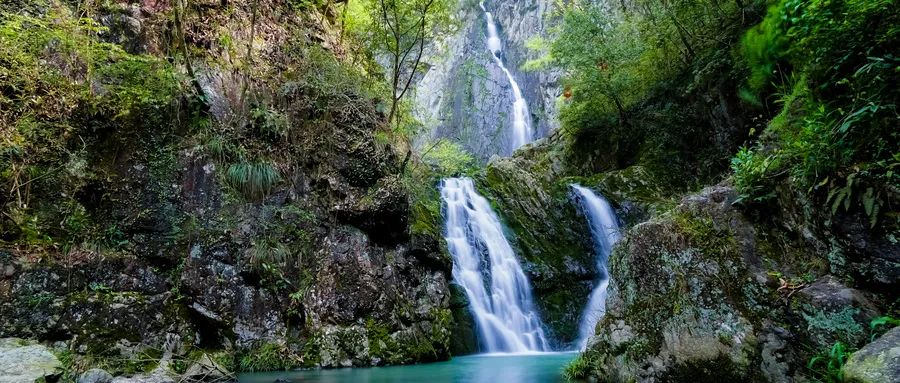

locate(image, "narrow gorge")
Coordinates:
1 0 897 382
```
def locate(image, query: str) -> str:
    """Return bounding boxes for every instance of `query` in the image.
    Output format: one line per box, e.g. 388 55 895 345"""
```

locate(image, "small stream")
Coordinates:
237 352 576 383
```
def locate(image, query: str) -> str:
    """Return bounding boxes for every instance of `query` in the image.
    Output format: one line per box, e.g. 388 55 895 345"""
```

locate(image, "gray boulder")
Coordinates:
843 327 900 383
0 338 62 383
78 368 114 383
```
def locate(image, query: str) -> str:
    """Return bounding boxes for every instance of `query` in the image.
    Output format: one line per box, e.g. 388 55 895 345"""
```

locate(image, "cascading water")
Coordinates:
441 177 550 353
571 185 622 350
479 1 534 151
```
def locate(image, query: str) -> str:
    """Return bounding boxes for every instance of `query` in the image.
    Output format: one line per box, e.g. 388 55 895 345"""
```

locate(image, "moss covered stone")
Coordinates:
476 156 594 344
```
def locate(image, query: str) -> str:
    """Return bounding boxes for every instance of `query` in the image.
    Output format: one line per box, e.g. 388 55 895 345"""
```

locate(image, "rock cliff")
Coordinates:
413 0 561 161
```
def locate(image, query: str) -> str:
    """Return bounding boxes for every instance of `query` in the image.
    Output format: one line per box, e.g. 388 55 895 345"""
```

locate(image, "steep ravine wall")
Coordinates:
0 0 454 378
414 0 561 161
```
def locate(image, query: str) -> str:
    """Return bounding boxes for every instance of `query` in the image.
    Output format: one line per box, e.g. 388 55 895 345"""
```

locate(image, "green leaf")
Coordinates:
862 187 874 216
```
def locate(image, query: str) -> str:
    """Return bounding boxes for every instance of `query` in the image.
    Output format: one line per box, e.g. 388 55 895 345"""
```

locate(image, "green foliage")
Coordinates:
740 0 793 92
537 0 755 187
807 342 851 383
421 139 476 176
551 5 647 120
731 146 781 203
733 0 899 226
224 161 280 201
249 238 291 267
0 10 180 246
238 343 300 372
869 315 900 341
563 353 594 381
250 105 289 140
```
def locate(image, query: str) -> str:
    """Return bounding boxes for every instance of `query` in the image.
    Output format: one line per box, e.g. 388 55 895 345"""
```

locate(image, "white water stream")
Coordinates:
479 1 534 151
441 178 549 353
571 185 622 349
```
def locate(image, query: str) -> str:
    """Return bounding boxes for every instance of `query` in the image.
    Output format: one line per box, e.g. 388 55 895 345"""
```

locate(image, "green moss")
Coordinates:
668 354 747 382
802 306 865 345
365 308 451 365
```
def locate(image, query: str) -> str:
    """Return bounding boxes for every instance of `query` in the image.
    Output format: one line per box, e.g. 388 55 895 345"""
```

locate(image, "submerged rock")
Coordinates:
843 327 900 383
0 338 62 383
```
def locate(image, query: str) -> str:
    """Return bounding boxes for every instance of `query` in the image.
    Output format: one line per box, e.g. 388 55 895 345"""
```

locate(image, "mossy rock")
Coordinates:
843 327 900 383
580 185 769 382
475 156 595 343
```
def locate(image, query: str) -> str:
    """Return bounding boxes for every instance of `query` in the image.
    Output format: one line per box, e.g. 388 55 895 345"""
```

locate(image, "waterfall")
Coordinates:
441 177 550 353
571 185 622 350
479 1 534 151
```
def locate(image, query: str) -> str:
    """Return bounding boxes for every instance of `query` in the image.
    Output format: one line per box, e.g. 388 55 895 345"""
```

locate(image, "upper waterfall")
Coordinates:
479 1 534 151
571 185 622 349
441 177 549 353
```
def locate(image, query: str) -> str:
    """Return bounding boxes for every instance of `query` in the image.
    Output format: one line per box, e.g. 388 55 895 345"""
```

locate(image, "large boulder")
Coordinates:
0 338 62 383
843 327 900 383
792 276 880 349
580 186 796 381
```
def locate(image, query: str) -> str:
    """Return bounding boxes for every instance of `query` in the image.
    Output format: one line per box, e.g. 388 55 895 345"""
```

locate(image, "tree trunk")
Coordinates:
175 0 207 100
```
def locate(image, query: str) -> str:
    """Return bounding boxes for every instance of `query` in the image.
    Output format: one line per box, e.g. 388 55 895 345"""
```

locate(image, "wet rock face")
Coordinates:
413 0 560 161
447 283 478 355
478 156 595 345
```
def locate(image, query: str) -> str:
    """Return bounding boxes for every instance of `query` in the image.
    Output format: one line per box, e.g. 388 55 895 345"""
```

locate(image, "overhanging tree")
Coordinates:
365 0 453 169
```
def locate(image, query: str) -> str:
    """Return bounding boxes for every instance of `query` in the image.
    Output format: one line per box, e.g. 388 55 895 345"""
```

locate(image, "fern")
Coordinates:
869 315 900 341
825 173 885 228
807 342 850 383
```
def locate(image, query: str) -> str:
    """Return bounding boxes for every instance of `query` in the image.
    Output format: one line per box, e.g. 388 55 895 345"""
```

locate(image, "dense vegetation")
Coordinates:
0 0 463 377
0 0 897 380
539 0 897 222
531 0 898 380
734 0 898 226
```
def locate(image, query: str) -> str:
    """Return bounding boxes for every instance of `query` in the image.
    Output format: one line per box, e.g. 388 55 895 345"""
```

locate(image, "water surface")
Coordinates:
238 352 576 383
